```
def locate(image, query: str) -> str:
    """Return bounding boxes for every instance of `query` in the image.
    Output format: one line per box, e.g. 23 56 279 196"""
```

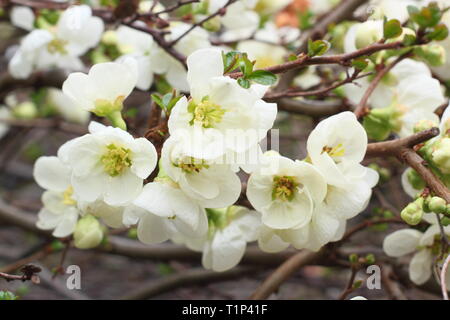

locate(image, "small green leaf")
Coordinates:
239 54 254 77
403 33 417 46
408 3 442 28
384 19 403 39
307 39 330 57
247 70 277 86
151 94 164 109
223 51 240 73
426 23 449 41
351 58 369 70
237 77 251 89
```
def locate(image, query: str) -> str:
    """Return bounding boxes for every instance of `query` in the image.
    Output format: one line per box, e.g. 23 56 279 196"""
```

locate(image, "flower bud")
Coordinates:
101 30 118 46
414 44 447 67
414 119 438 133
401 199 424 225
12 101 38 119
202 16 221 32
407 169 426 190
432 137 450 174
355 21 383 49
363 107 401 141
74 215 104 249
428 196 447 213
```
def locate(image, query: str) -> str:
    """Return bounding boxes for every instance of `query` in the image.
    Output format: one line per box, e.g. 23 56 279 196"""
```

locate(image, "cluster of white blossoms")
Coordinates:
1 0 447 289
250 112 378 252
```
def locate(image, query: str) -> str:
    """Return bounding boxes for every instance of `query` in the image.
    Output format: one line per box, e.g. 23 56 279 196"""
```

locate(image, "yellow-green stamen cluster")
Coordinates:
101 144 132 177
47 38 68 54
322 143 345 161
62 186 76 206
188 98 226 128
174 157 210 174
272 176 299 202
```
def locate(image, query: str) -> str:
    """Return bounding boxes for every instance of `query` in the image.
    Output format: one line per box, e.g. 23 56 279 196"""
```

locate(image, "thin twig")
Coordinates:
440 254 450 300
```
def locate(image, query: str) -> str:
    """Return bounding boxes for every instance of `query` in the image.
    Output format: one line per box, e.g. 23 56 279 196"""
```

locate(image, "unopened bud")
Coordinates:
432 137 450 174
355 21 383 49
414 44 446 67
428 196 447 213
12 101 38 119
414 119 438 133
401 199 424 225
74 215 104 249
101 30 118 45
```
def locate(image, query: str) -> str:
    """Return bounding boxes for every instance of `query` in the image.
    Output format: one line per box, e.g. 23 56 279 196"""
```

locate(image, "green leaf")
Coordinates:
239 54 254 77
408 3 442 28
426 23 449 41
307 39 330 57
247 70 277 86
384 19 403 39
151 94 164 109
351 58 369 70
237 77 251 89
403 33 417 46
222 51 240 73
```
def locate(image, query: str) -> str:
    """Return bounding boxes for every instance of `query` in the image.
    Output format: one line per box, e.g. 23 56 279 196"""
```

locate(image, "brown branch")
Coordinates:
338 265 359 300
249 249 326 300
169 0 237 47
381 264 408 300
354 51 412 119
365 128 440 158
228 41 403 79
264 70 367 101
0 265 41 283
120 266 259 300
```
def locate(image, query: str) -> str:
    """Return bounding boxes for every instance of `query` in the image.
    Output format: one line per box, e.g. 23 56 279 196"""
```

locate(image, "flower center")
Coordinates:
173 157 210 174
322 143 345 162
272 175 299 202
101 144 132 177
47 38 68 55
94 96 125 117
188 97 226 128
62 186 76 206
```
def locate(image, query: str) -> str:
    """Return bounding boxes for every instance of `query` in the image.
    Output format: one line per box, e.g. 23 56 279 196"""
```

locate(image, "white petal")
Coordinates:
187 48 224 99
409 250 433 285
137 213 170 244
130 137 157 179
383 229 423 257
33 156 71 192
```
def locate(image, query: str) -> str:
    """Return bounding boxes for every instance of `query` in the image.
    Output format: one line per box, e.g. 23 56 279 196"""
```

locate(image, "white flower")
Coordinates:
8 5 104 79
169 48 277 159
237 40 287 69
309 0 336 15
254 0 291 16
62 62 137 127
33 154 79 238
130 179 208 243
115 25 156 90
344 20 383 53
161 136 242 208
10 6 35 31
369 0 418 23
47 88 90 125
344 59 444 138
216 1 260 42
383 219 450 287
254 22 301 45
247 151 327 229
173 206 261 272
150 22 212 91
258 203 343 252
307 112 370 188
63 121 157 206
78 199 125 228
